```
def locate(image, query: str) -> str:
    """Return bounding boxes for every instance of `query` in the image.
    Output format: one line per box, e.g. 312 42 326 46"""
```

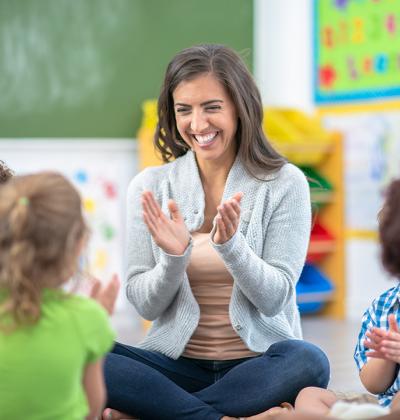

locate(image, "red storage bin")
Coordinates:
307 221 335 263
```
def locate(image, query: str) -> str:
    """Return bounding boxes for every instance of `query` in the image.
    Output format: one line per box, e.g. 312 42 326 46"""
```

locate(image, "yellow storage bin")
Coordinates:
263 108 334 166
137 100 163 169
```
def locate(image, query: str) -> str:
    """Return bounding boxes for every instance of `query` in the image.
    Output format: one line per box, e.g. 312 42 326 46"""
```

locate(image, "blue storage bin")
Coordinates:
296 263 334 314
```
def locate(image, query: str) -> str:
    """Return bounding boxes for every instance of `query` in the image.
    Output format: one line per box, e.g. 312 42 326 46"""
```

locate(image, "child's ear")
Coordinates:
76 231 89 255
377 204 387 225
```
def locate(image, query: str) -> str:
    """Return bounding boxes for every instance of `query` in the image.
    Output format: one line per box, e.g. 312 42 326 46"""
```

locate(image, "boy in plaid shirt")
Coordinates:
354 179 400 409
291 179 400 417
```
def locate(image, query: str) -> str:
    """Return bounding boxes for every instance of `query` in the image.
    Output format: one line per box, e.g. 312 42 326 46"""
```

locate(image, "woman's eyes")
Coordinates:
205 105 221 111
176 108 190 114
175 106 221 114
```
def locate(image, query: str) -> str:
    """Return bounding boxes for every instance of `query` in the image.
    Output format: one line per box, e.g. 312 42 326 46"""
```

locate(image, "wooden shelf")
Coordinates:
316 134 345 318
296 133 345 318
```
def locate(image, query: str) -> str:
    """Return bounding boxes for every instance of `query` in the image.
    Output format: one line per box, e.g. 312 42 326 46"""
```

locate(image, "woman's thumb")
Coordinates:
232 192 244 203
168 199 183 222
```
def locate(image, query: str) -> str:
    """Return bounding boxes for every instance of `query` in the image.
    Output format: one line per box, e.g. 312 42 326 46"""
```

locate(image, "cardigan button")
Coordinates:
193 209 199 214
234 324 242 331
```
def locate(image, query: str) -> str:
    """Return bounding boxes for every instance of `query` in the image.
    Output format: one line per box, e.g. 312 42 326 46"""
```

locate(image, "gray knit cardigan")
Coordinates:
126 151 311 359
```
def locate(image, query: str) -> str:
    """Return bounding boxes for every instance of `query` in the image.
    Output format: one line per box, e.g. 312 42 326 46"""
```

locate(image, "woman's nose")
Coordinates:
190 111 208 133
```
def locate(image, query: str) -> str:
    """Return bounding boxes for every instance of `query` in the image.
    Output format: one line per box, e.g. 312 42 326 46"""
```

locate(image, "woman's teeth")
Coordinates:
194 132 218 145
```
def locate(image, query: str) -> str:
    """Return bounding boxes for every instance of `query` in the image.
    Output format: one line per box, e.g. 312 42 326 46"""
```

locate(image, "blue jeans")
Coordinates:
104 339 330 420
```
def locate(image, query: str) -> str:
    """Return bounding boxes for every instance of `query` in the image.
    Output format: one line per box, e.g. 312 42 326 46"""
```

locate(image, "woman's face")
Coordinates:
173 73 238 169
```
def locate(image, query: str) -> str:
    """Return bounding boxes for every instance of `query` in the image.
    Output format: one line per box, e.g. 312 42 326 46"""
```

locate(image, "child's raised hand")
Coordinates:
141 190 190 255
213 192 243 244
90 274 120 315
388 314 400 333
378 314 400 363
365 315 400 363
365 327 387 359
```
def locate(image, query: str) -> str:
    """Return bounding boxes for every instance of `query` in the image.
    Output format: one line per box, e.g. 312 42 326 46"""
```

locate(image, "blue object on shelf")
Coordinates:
296 263 334 314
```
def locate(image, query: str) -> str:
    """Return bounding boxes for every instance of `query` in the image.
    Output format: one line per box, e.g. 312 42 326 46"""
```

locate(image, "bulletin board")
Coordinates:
314 0 400 103
322 110 400 231
0 139 137 283
321 108 400 320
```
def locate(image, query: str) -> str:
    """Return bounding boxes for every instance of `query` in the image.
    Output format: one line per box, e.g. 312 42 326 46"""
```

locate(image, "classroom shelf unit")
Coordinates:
271 133 345 319
313 133 345 318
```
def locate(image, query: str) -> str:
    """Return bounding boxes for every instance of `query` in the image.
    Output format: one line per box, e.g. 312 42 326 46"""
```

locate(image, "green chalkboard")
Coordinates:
0 0 253 138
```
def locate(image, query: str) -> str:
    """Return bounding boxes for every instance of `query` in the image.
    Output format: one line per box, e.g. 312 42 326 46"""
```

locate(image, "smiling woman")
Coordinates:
103 44 330 420
172 74 238 172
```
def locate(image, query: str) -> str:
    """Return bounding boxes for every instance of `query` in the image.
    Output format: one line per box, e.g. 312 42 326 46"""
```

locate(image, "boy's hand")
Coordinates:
365 314 400 363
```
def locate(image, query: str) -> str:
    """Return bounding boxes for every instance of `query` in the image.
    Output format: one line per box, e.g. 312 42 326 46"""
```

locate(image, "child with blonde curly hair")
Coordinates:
0 171 117 419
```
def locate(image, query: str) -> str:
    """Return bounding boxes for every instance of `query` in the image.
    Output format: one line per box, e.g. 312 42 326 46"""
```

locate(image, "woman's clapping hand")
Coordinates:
213 192 243 244
141 190 191 255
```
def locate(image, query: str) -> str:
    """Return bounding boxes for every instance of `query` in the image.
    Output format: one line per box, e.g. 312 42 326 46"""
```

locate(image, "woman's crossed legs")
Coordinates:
104 340 330 420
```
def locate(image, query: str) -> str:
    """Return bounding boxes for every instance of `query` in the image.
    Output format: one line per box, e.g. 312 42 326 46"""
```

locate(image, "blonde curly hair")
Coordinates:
0 171 88 331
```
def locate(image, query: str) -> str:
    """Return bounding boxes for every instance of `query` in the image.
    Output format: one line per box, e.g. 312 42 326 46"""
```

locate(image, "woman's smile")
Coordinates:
191 131 219 147
173 73 238 168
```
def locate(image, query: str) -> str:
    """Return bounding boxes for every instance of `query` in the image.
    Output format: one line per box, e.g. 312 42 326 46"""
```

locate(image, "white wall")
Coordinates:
346 240 397 320
254 0 314 113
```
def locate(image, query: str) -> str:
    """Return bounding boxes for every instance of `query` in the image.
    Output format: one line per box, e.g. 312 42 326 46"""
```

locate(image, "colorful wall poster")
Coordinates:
314 0 400 103
322 111 400 230
0 139 137 289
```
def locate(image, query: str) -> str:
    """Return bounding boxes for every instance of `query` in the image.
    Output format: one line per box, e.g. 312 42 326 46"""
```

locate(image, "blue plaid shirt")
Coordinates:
354 284 400 407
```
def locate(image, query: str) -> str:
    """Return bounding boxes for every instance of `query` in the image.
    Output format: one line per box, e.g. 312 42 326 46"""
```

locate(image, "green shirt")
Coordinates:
0 289 115 419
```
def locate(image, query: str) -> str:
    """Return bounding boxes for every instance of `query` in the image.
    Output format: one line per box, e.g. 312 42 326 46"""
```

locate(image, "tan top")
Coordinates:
183 232 259 360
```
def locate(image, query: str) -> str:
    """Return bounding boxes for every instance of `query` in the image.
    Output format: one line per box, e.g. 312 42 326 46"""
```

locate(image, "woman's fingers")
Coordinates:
142 192 171 229
214 194 243 244
223 199 241 219
143 211 157 236
141 191 190 255
217 205 234 232
142 191 161 218
232 191 244 203
168 199 184 223
215 215 228 243
219 200 240 223
141 196 157 221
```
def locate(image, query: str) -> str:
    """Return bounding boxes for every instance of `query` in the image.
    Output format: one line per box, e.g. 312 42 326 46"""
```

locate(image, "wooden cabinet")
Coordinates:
265 110 345 318
313 133 345 318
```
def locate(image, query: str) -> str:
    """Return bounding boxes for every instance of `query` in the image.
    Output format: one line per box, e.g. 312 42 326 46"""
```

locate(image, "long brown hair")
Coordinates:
0 172 88 331
154 44 286 177
379 179 400 278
